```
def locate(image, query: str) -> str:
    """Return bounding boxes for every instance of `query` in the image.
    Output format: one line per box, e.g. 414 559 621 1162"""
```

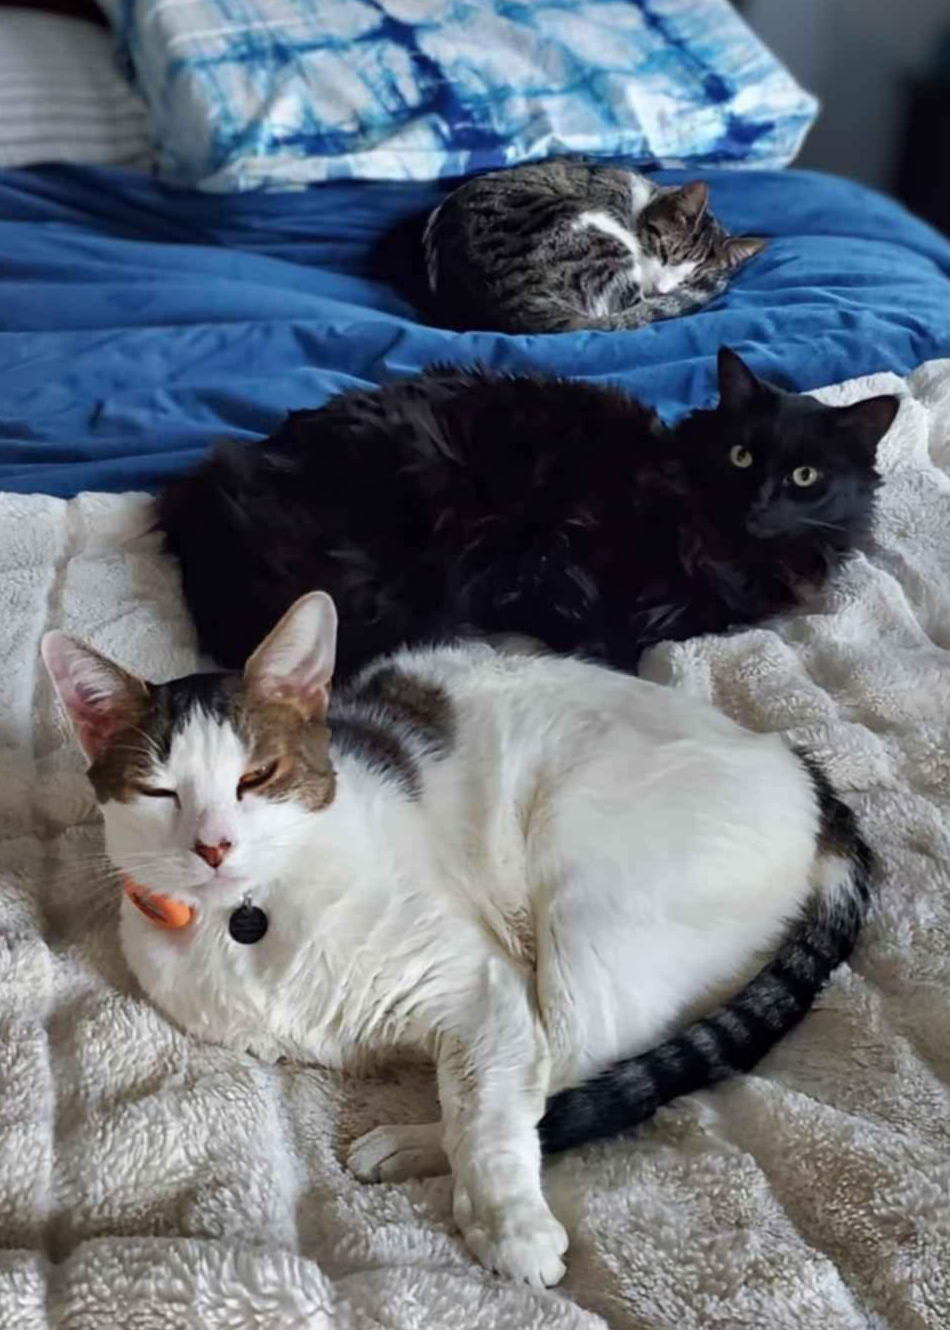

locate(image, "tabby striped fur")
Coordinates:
424 158 765 333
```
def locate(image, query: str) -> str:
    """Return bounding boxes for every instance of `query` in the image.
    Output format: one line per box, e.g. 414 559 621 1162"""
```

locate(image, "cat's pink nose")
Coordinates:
194 839 232 869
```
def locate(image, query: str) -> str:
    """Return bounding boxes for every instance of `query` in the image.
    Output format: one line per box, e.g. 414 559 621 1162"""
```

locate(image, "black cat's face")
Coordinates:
684 349 900 543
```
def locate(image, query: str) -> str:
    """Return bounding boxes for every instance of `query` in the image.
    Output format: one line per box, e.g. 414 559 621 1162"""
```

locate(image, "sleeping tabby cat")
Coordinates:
43 592 874 1287
157 348 899 680
423 158 766 332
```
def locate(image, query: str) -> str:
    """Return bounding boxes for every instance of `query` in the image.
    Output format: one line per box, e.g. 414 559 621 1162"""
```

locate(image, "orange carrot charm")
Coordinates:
123 875 194 930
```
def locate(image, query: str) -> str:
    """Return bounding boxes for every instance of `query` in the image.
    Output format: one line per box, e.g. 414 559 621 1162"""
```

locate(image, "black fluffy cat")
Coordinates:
157 349 899 678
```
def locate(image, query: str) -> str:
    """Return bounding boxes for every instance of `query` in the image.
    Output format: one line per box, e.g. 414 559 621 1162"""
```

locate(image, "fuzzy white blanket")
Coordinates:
2 360 950 1330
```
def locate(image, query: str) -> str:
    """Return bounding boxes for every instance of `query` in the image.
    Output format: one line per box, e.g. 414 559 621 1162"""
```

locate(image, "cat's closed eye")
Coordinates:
237 760 279 798
789 466 821 488
137 786 178 802
729 445 753 469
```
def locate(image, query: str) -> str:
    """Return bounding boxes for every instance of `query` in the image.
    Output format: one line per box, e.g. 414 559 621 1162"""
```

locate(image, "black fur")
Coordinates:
538 752 875 1154
146 673 238 759
156 350 899 678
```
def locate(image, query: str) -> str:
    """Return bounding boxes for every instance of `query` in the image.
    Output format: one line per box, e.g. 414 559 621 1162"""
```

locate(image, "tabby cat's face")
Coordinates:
637 181 765 293
685 349 899 543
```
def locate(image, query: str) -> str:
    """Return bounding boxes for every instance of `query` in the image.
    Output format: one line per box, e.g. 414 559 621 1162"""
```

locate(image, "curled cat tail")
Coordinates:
538 754 875 1155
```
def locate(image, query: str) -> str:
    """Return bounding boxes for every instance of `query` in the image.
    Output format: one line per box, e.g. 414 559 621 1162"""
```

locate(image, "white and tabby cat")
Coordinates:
423 158 766 333
43 593 873 1287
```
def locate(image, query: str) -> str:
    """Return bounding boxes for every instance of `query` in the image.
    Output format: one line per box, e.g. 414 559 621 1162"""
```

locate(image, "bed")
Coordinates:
4 359 950 1329
2 1 950 1327
3 164 950 495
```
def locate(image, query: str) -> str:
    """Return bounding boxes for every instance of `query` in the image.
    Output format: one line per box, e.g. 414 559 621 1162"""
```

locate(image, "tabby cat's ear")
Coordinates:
717 347 768 412
675 180 709 228
833 395 901 455
41 632 147 762
245 591 338 721
723 235 767 268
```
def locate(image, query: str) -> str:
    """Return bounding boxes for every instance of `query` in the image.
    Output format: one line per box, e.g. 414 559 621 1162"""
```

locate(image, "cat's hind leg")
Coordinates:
348 1121 448 1182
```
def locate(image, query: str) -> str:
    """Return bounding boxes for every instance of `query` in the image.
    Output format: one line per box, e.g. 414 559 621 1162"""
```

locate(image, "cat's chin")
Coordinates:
189 868 250 901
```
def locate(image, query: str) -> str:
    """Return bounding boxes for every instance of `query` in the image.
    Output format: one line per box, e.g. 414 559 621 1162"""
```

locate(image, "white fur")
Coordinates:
574 207 641 259
628 170 655 218
644 254 698 294
47 615 836 1288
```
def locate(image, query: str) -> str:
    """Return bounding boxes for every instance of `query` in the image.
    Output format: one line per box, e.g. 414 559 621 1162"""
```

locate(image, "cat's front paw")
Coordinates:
457 1195 569 1287
347 1122 449 1183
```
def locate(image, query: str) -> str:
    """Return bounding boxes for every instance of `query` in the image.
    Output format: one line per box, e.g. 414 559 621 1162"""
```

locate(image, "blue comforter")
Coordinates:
2 164 950 497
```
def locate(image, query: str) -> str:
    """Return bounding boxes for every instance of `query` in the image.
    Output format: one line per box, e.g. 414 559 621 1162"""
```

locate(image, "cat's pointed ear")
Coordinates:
41 632 147 762
675 180 709 228
245 592 337 721
717 347 767 411
834 394 900 455
723 235 767 269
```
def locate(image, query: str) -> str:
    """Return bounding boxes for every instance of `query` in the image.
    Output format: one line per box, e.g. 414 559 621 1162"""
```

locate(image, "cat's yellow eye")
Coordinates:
237 760 279 798
791 465 821 488
729 445 753 469
137 786 177 801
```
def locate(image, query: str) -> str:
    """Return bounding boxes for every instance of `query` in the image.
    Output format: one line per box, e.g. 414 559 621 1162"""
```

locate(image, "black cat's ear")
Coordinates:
723 236 767 269
675 180 709 229
717 347 766 411
834 395 900 454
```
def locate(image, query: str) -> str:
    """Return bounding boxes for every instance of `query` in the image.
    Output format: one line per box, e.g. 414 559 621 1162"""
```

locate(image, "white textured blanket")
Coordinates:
2 361 950 1330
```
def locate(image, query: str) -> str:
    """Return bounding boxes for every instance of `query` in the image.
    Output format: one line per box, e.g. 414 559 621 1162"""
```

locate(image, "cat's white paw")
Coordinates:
347 1122 449 1183
459 1199 569 1287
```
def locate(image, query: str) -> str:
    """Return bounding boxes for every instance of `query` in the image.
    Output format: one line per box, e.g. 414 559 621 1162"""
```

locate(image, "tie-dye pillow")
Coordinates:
99 0 818 192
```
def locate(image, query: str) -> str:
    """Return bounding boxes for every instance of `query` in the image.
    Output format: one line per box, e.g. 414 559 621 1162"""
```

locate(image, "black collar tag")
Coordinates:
229 904 269 945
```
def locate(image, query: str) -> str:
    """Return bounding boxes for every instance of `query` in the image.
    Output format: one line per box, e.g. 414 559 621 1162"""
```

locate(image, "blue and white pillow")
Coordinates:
100 0 818 191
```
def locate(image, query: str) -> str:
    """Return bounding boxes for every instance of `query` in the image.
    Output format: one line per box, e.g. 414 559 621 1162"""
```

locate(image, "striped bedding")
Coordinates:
0 9 152 171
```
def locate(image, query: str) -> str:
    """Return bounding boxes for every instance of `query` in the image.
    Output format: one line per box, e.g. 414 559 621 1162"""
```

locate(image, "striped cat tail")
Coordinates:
538 756 875 1155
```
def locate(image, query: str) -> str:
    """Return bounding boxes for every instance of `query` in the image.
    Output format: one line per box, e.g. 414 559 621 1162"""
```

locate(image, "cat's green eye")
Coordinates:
237 760 279 798
729 445 753 469
790 465 821 488
137 786 177 801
